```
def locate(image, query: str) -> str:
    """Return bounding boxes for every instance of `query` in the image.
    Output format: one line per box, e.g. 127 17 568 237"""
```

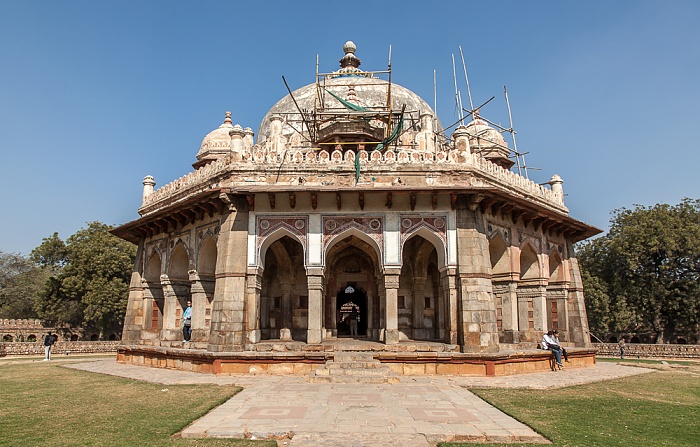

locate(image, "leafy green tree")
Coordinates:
30 232 67 269
33 222 136 337
579 199 700 343
0 252 46 319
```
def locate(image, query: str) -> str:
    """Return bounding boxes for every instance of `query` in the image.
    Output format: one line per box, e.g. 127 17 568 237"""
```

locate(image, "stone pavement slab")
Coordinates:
64 359 654 446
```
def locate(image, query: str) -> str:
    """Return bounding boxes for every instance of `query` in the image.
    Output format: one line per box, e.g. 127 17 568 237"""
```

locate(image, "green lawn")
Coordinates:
2 359 698 446
440 367 700 447
0 360 275 447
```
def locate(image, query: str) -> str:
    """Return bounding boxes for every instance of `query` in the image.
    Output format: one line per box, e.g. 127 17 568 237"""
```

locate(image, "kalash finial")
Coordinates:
339 41 361 69
224 111 232 125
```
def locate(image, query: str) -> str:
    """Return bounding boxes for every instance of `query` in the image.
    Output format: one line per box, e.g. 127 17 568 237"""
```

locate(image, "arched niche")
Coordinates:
325 227 382 268
402 226 447 269
489 234 511 279
168 243 189 281
399 235 443 341
520 243 540 281
144 252 162 282
325 235 381 339
260 235 307 341
259 227 305 268
548 250 564 283
197 236 217 277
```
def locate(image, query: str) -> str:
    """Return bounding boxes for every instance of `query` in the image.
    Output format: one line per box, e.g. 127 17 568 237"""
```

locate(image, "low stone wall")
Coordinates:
117 344 598 377
593 342 700 359
0 341 119 357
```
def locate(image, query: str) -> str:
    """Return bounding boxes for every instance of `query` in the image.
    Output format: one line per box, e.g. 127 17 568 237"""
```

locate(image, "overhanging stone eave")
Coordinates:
111 188 226 244
472 186 602 242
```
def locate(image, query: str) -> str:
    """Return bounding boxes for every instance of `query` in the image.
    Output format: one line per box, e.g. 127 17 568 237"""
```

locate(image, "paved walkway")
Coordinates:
65 360 653 446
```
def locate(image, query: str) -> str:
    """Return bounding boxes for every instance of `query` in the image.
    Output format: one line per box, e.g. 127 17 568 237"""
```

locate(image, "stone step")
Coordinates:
308 373 399 384
326 361 385 369
333 352 375 363
329 368 391 377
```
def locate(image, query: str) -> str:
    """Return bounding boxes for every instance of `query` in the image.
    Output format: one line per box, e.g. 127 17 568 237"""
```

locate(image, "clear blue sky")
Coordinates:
1 1 699 255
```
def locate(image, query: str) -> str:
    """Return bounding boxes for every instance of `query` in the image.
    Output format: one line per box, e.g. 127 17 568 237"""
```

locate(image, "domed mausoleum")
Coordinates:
113 42 601 376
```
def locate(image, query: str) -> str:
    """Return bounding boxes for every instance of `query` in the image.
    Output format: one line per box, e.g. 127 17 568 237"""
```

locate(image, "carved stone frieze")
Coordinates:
322 215 383 253
487 221 511 243
256 215 308 253
399 214 447 246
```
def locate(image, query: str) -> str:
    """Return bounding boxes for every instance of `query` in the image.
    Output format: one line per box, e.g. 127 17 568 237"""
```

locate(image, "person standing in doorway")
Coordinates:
349 304 359 337
43 332 56 361
182 300 192 342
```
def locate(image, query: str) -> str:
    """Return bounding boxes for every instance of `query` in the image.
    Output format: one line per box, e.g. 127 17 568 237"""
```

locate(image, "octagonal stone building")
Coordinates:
112 42 600 375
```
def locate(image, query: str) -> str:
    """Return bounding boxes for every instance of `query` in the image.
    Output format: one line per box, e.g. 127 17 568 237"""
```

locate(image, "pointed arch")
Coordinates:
325 227 382 267
197 236 217 276
259 227 305 268
403 227 447 269
144 252 162 282
548 250 564 283
168 242 190 280
520 242 540 280
489 233 511 277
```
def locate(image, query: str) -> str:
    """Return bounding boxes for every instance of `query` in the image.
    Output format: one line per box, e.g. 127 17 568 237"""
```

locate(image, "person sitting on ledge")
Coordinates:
542 330 564 370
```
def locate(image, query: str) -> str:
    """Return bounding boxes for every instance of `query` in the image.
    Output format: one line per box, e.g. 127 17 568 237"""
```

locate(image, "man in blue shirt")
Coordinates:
182 300 192 342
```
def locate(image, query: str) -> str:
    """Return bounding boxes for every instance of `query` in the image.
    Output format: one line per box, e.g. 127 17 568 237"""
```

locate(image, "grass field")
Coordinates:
0 359 275 447
441 363 700 447
1 358 698 446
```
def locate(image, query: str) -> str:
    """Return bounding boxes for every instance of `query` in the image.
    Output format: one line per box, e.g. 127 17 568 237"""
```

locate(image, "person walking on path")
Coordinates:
43 332 56 361
182 301 192 342
619 337 626 359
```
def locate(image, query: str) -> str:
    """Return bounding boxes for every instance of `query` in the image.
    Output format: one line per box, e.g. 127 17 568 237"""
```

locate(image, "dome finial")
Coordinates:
339 41 361 69
224 111 232 125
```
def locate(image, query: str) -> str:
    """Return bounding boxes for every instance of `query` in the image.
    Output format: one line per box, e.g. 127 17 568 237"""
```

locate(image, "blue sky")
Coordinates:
1 1 699 255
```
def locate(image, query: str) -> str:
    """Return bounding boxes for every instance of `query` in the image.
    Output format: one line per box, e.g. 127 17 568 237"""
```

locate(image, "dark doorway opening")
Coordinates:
336 284 367 337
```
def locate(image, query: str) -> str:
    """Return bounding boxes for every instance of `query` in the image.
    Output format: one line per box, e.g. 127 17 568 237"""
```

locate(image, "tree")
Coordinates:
578 199 700 343
33 222 136 337
30 232 67 269
0 251 46 319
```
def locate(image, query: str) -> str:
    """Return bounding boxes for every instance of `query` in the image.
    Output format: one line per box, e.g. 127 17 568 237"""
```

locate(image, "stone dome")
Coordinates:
257 42 443 149
463 114 513 169
464 117 508 148
196 111 234 167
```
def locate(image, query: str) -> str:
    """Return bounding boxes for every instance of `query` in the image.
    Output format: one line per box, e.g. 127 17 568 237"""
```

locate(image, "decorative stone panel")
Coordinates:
256 216 308 253
399 215 447 247
322 215 383 255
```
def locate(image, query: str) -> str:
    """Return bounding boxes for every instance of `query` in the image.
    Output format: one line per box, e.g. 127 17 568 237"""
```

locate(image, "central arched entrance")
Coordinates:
336 285 368 337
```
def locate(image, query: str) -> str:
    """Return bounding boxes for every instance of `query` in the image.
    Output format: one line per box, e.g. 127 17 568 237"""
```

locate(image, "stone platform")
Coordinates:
117 339 597 377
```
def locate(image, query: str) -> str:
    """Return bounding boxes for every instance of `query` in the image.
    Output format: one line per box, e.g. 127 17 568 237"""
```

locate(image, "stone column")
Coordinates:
384 268 401 344
456 202 499 353
207 195 249 351
245 267 263 344
121 242 145 342
280 282 293 341
412 276 427 340
160 275 179 341
189 272 207 343
501 282 519 332
440 267 459 344
517 291 530 335
532 284 548 332
566 243 591 346
306 267 324 344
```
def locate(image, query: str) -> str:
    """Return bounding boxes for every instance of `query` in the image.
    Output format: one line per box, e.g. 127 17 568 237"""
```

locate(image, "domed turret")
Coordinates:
194 112 234 169
464 112 513 169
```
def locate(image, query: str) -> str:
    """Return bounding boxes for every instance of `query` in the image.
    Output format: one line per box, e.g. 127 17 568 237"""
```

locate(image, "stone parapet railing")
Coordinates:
0 341 120 357
593 342 700 359
141 147 565 213
0 318 44 329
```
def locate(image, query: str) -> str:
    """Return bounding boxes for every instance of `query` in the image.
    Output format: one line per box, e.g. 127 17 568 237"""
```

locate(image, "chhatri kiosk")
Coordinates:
112 42 600 376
